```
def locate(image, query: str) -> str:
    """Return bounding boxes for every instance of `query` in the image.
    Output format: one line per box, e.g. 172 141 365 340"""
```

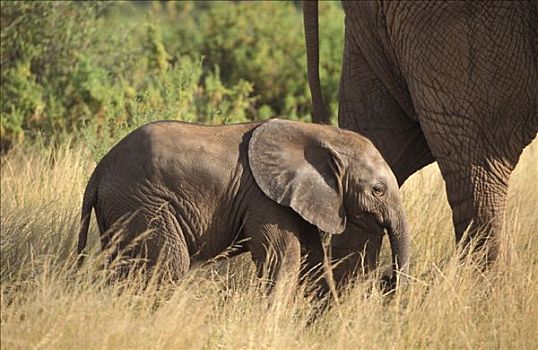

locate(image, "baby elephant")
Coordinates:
77 119 410 289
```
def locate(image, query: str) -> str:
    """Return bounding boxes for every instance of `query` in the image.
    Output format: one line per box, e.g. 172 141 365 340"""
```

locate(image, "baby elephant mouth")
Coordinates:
347 209 410 288
349 213 386 236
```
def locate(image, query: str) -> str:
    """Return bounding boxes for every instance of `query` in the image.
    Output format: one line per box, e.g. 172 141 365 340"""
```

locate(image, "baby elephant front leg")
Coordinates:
249 225 301 293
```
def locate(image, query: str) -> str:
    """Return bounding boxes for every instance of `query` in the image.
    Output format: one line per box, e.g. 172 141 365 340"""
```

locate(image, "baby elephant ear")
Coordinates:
248 119 346 234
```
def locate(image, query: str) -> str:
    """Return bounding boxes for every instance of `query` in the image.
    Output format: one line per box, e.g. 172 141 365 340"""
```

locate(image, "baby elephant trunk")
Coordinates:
386 209 411 287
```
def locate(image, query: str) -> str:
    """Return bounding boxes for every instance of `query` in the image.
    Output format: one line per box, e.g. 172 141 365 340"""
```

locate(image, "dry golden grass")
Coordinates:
1 139 537 349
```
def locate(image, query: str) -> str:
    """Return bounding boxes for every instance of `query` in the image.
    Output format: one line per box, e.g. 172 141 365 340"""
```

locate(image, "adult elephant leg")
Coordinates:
335 32 433 282
441 164 508 262
338 27 434 186
427 141 520 263
417 113 527 263
391 0 537 262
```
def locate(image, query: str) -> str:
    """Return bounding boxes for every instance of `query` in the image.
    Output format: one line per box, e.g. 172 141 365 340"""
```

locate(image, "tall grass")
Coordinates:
1 139 537 349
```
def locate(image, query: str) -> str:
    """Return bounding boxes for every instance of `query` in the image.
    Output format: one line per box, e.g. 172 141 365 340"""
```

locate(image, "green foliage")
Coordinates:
167 1 343 119
1 1 344 151
0 2 106 144
82 55 256 162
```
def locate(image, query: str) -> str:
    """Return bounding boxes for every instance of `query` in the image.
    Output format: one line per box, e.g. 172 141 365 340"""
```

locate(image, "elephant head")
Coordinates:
248 119 410 286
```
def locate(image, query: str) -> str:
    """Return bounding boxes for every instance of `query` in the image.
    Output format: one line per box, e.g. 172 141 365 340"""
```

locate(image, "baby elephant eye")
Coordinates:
372 183 385 197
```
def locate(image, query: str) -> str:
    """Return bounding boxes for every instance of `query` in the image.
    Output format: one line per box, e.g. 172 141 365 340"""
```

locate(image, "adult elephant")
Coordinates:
304 1 538 270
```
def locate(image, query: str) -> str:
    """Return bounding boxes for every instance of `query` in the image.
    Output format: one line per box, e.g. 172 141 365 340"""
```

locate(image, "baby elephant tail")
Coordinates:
76 171 97 267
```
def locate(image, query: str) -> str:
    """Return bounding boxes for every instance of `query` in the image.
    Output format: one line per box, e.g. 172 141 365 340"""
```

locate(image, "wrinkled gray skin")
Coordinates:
304 1 538 278
77 119 409 290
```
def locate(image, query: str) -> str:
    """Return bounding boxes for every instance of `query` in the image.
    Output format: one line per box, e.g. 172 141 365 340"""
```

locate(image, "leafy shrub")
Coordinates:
0 1 344 150
0 2 103 146
167 1 343 119
82 56 255 162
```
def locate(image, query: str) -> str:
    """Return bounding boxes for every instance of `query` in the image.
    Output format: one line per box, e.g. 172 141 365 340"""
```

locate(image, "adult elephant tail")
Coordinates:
76 171 98 267
303 0 330 124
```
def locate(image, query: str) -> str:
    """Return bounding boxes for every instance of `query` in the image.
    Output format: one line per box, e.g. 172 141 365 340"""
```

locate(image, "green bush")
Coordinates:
167 1 343 119
0 1 344 150
1 2 102 146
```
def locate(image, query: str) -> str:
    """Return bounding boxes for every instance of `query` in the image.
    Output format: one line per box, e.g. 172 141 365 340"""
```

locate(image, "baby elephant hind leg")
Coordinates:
145 206 190 283
111 206 191 284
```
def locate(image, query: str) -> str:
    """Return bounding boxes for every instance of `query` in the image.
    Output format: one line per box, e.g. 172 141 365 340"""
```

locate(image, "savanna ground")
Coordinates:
1 139 536 349
1 1 537 349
